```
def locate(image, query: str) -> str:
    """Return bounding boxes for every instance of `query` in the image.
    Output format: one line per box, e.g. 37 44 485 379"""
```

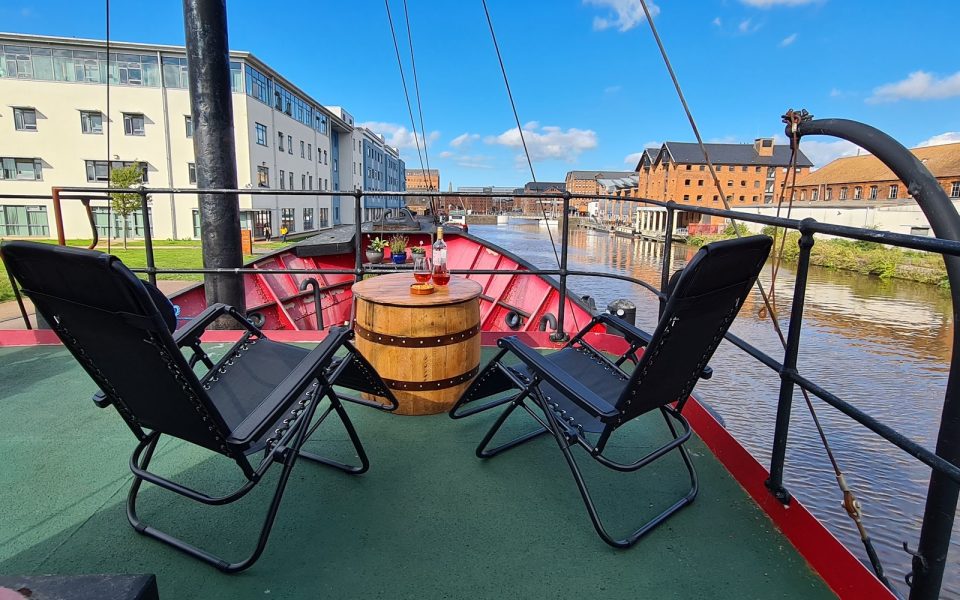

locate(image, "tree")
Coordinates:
110 163 147 249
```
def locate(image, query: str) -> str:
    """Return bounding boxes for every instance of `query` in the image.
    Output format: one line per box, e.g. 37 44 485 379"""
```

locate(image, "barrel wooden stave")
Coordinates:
355 296 480 415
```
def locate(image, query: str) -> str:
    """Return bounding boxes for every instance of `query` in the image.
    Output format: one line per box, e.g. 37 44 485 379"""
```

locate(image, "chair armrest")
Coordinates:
173 303 261 347
227 328 347 446
498 336 619 420
597 313 652 347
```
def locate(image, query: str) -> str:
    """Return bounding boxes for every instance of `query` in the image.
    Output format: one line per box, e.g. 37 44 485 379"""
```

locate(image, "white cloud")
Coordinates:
357 121 440 151
738 18 754 33
456 155 495 169
604 84 622 94
799 139 862 168
486 123 598 163
712 16 722 26
779 33 797 47
438 150 455 159
915 132 960 147
624 152 644 165
450 133 480 148
740 0 818 7
585 0 659 33
868 70 960 103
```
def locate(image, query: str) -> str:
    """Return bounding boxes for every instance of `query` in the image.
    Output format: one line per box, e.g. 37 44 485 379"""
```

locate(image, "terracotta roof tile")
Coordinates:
795 143 960 186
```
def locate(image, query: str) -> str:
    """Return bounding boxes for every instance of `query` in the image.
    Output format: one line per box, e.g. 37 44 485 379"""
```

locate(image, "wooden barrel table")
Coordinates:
351 273 483 415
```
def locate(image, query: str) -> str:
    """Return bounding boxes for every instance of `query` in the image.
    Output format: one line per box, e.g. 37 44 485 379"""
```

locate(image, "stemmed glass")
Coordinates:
413 254 433 284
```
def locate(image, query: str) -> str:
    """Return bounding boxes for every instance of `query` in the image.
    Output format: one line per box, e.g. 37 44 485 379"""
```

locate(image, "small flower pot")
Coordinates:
366 250 384 264
391 250 407 264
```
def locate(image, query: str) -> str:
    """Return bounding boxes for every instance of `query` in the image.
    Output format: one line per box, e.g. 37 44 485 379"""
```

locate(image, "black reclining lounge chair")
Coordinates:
450 235 772 548
0 241 396 572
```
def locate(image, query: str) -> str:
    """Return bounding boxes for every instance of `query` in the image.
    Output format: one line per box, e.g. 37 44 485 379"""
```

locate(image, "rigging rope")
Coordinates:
401 0 438 218
479 0 562 270
637 0 896 592
384 0 429 206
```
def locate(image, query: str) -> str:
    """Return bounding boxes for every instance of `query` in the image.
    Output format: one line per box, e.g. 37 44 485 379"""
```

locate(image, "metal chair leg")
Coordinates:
297 391 370 474
476 398 548 459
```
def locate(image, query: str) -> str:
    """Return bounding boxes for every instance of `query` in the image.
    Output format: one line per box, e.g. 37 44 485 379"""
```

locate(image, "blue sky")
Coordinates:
4 0 960 187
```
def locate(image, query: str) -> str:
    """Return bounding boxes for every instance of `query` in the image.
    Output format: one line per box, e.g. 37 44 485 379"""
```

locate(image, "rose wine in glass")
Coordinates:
413 254 432 283
432 227 450 285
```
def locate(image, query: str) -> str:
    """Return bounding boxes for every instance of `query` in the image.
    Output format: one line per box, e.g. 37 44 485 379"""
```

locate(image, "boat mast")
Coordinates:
182 0 246 315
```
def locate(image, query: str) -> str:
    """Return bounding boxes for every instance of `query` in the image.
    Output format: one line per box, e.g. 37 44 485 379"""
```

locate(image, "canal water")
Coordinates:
471 223 956 598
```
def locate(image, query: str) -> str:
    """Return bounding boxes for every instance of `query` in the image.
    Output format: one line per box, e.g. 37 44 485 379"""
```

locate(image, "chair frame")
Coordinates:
452 313 699 548
109 304 393 572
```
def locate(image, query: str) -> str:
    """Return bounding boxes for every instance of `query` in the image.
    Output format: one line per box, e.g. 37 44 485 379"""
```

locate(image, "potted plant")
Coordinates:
389 234 409 264
366 237 387 264
410 244 426 257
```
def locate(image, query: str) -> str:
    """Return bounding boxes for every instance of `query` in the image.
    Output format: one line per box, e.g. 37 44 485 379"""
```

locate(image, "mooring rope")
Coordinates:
637 0 897 592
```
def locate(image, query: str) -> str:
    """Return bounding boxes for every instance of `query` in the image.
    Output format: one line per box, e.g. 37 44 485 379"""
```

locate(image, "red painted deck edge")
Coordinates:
0 328 894 598
683 397 893 600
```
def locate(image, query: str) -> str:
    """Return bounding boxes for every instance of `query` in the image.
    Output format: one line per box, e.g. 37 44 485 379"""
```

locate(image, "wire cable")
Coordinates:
480 0 561 269
402 0 434 193
637 0 896 591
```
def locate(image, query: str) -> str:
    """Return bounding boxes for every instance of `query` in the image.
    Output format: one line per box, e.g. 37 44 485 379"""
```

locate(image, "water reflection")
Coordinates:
472 224 956 598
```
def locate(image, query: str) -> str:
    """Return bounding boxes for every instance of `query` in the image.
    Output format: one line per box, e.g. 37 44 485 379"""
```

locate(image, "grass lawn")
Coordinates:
0 239 289 303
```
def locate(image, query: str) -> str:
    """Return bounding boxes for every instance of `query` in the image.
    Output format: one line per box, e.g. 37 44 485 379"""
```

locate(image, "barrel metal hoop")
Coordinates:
354 322 480 348
380 365 480 391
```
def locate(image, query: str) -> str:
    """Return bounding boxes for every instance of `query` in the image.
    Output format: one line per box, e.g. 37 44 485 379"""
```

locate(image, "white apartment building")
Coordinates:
0 33 402 241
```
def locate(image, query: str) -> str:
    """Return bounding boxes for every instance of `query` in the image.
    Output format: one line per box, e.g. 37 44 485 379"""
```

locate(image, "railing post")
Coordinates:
139 188 157 286
354 190 364 278
51 187 65 246
550 192 571 342
660 203 675 316
766 221 816 504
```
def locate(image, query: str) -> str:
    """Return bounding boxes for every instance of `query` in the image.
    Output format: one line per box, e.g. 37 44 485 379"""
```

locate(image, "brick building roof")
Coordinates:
522 181 566 193
566 170 635 180
660 142 812 167
795 143 960 186
407 169 439 176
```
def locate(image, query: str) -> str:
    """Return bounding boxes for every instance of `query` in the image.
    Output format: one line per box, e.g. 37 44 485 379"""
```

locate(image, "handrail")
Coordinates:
2 120 958 597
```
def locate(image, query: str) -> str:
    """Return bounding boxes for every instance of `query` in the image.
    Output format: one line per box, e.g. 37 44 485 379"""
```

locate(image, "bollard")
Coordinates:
606 299 636 337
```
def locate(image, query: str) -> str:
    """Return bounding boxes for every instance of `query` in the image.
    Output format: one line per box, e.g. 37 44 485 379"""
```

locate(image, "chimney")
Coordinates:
755 138 774 157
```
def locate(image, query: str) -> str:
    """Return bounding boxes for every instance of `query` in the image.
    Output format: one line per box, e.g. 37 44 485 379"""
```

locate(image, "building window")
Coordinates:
812 189 819 201
289 172 294 189
303 207 314 230
685 165 691 171
839 187 847 200
767 167 776 178
825 188 832 201
309 174 313 190
800 191 806 201
287 135 293 155
952 182 960 198
696 195 702 202
0 205 48 236
80 111 103 134
13 107 37 131
910 226 930 237
192 209 201 238
0 157 43 181
742 166 748 172
684 179 690 186
245 65 271 103
300 140 305 158
740 180 746 187
278 132 284 152
301 174 306 190
739 195 745 202
257 165 269 188
279 170 286 189
888 185 899 199
319 207 329 228
188 162 196 184
255 122 267 146
120 113 144 136
307 143 312 160
184 115 193 138
281 208 295 232
324 149 328 165
91 206 151 238
83 160 147 183
712 195 718 202
683 194 689 202
752 195 759 202
727 180 733 187
869 185 878 199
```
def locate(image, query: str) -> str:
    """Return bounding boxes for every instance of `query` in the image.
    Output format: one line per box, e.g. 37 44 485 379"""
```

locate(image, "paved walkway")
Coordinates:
0 279 195 330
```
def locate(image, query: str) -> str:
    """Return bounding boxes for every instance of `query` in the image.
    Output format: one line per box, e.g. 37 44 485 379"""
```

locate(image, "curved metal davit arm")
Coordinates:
793 116 960 600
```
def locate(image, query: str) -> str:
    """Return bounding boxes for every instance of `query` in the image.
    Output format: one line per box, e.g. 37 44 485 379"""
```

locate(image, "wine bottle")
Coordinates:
432 226 450 285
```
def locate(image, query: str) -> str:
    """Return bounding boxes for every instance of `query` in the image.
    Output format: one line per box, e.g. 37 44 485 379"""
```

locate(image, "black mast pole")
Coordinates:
183 0 245 316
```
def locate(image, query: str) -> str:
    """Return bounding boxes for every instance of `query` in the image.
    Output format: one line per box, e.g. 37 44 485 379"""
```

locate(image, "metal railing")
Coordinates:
2 118 958 599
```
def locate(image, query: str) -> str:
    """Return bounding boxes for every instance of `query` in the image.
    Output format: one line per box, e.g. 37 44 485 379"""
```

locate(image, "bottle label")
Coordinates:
435 248 446 264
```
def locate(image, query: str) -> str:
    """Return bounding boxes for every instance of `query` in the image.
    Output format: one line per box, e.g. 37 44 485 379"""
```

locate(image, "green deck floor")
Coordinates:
0 344 835 599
